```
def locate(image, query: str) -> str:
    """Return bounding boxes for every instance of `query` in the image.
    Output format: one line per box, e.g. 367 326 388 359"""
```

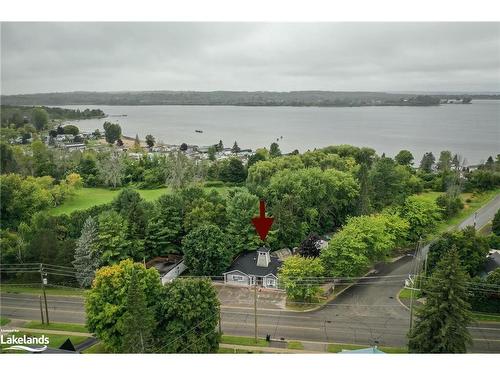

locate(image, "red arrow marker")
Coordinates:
251 200 274 241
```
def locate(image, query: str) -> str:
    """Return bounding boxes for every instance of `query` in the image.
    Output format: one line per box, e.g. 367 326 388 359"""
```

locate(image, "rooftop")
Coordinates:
225 247 282 277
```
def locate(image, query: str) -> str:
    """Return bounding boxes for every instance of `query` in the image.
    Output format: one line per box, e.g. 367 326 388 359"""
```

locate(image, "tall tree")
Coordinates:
395 150 414 166
122 268 156 353
103 122 122 144
72 216 100 288
428 226 489 277
156 278 220 353
231 141 241 153
226 190 260 254
207 145 217 161
408 248 472 353
269 142 282 158
437 150 453 172
217 140 224 151
97 211 130 264
32 107 49 131
419 152 435 173
145 134 155 148
97 151 125 188
182 224 231 276
165 150 194 190
219 157 247 183
85 259 162 353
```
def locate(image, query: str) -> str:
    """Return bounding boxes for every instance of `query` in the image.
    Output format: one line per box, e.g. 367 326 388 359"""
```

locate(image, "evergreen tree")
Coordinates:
133 134 141 151
408 247 472 353
72 216 100 288
269 142 282 158
231 141 241 153
419 152 435 173
122 268 156 353
356 162 372 215
217 140 224 151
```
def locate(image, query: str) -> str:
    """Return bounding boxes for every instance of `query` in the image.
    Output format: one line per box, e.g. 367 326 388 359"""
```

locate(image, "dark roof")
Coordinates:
225 248 282 277
485 251 500 274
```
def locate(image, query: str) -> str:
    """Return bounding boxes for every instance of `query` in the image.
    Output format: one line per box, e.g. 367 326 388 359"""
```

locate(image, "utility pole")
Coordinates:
254 282 258 343
39 295 45 324
409 284 415 331
39 263 49 325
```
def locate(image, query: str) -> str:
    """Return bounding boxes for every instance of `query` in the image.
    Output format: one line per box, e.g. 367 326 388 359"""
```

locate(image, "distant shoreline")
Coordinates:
4 90 497 107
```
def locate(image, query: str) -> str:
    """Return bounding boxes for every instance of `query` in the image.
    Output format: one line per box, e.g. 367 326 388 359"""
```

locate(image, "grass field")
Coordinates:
0 284 85 297
23 321 89 334
0 317 11 326
219 335 270 347
47 187 169 215
418 188 500 235
48 185 236 215
471 312 500 322
287 341 304 350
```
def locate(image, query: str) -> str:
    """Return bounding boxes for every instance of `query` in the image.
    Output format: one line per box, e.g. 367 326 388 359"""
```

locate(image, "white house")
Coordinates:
223 247 282 289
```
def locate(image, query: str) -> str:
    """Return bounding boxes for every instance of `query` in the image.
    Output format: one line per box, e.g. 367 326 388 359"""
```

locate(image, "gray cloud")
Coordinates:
1 22 499 94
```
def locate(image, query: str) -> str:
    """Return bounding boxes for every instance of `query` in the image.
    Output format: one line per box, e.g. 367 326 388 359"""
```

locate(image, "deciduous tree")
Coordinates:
85 260 162 353
156 278 220 353
182 224 231 276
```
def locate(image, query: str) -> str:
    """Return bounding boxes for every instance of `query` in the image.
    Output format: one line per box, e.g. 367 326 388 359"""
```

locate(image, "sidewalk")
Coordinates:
219 343 323 354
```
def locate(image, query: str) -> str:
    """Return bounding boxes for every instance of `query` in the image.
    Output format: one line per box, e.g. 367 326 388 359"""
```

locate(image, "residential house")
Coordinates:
146 255 187 285
223 247 282 289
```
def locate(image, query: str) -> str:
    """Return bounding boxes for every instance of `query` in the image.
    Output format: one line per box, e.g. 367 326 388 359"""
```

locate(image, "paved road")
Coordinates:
2 193 499 352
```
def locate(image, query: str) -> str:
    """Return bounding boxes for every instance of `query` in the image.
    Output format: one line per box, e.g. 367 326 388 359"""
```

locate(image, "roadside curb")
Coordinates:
219 343 322 354
396 289 410 311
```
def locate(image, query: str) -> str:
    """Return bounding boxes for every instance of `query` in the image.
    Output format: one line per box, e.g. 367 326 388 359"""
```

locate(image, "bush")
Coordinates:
436 193 464 218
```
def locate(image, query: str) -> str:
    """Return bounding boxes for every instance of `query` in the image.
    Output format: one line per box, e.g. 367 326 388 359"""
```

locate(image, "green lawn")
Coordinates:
48 185 237 215
0 331 87 353
219 335 270 347
0 284 85 297
287 341 304 350
418 188 500 235
0 317 11 326
472 312 500 322
47 187 169 215
398 288 421 299
23 321 89 334
327 343 407 353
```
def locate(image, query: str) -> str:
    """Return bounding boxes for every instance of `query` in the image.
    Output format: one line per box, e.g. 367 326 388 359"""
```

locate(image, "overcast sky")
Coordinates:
1 22 499 95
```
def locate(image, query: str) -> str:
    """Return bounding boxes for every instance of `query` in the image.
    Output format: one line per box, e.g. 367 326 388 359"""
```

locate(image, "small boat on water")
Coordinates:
195 129 203 133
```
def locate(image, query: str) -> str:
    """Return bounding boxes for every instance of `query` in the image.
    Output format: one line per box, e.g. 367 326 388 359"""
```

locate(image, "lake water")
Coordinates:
60 101 499 164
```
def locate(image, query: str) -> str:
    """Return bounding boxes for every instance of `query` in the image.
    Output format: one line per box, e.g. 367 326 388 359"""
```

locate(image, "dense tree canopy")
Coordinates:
156 278 220 353
320 213 408 277
85 260 162 353
279 255 325 302
428 227 489 277
182 224 231 276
